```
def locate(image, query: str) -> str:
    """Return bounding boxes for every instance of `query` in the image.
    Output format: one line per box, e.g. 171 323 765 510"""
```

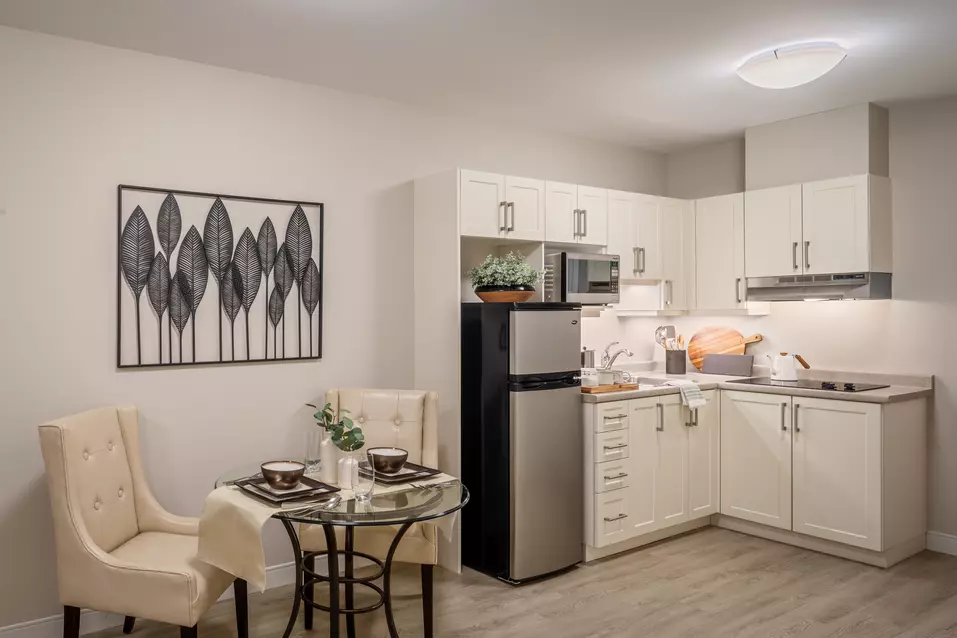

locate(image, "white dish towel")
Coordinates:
662 379 707 409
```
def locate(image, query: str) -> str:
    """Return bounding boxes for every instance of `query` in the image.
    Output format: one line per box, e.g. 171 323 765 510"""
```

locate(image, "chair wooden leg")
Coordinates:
422 564 434 638
179 625 198 638
63 606 81 638
123 616 135 634
234 579 248 638
303 552 314 630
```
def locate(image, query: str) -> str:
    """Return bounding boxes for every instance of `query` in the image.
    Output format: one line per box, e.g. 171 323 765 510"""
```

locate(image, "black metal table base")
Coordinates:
280 519 414 638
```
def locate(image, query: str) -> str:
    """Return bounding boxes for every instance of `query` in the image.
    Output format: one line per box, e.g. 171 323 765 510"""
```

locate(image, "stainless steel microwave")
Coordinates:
543 252 620 305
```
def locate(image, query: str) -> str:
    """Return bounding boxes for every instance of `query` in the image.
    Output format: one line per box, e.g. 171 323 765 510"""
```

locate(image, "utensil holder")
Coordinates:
666 349 687 375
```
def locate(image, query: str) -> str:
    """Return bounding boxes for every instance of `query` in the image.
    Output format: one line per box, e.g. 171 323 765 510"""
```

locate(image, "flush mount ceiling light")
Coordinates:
737 42 848 89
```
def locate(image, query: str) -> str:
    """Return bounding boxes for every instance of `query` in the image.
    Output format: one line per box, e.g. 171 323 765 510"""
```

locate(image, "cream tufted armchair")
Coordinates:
300 388 439 636
38 406 246 638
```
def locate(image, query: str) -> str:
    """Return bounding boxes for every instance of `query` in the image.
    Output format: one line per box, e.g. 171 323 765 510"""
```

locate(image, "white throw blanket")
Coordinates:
198 473 458 591
662 379 707 409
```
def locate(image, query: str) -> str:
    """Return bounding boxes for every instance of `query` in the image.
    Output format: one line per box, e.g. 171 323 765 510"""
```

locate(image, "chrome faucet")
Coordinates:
601 341 634 369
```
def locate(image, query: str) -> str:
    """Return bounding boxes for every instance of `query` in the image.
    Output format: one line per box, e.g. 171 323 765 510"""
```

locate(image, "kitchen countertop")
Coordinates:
581 366 934 405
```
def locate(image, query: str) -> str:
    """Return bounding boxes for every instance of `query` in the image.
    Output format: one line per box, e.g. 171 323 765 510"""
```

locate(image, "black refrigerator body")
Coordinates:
461 302 584 583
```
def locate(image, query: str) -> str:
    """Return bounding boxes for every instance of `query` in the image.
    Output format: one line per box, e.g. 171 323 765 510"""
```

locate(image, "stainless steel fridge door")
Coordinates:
509 385 584 580
509 309 582 375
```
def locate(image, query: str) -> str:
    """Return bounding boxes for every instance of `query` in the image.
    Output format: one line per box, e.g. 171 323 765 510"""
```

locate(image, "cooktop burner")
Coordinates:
729 378 890 393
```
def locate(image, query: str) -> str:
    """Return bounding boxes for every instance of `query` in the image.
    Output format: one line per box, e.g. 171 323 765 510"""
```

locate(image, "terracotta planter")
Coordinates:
474 285 535 303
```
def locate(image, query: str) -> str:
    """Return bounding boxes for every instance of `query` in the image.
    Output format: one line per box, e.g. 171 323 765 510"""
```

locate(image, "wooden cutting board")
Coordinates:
581 383 640 394
688 327 763 371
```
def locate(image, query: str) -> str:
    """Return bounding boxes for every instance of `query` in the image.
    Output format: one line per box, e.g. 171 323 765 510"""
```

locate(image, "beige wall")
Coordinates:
746 103 890 189
585 94 957 542
0 26 666 629
665 138 745 199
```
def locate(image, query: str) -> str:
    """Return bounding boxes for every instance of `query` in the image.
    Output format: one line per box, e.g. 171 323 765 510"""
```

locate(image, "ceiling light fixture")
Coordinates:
736 42 847 89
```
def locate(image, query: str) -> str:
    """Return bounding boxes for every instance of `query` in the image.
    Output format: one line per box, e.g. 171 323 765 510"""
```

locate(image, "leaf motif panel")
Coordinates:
234 228 262 313
120 205 155 298
147 253 170 318
176 226 209 315
157 193 182 259
285 205 313 285
203 198 234 283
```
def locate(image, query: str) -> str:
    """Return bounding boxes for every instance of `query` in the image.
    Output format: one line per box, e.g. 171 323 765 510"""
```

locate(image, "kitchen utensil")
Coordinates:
701 353 754 376
581 347 596 368
665 349 687 375
655 325 676 349
767 353 811 381
687 326 763 371
580 383 640 394
260 461 306 490
366 447 409 474
678 335 685 349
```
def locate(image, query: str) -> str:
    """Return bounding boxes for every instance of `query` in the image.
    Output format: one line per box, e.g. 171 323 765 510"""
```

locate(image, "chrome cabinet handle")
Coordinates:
507 201 515 231
804 241 810 269
582 209 588 236
735 278 742 304
693 408 699 426
656 403 664 431
664 280 673 306
603 414 628 420
573 209 581 237
603 443 627 451
792 241 799 270
780 402 787 431
604 472 628 481
604 513 628 522
499 201 508 232
633 247 640 274
794 403 801 433
638 247 646 274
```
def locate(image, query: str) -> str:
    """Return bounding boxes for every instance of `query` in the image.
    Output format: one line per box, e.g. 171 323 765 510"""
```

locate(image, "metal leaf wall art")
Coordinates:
117 186 323 368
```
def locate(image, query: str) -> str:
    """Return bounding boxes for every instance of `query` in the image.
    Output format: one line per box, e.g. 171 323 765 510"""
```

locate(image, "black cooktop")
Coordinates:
729 378 890 393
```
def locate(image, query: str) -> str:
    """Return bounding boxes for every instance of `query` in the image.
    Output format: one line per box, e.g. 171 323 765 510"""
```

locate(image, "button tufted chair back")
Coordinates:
328 389 438 467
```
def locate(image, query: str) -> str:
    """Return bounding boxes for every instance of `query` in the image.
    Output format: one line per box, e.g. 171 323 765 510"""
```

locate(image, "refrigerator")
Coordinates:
461 302 583 583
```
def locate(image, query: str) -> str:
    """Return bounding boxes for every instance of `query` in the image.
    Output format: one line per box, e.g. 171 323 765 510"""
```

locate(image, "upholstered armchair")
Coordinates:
38 406 246 638
299 388 439 635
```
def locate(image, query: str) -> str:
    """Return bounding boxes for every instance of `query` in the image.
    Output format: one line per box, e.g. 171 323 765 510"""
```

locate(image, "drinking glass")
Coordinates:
352 452 375 503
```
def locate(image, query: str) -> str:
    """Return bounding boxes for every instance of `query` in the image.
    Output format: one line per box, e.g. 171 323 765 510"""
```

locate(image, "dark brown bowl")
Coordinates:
260 461 306 490
366 448 409 474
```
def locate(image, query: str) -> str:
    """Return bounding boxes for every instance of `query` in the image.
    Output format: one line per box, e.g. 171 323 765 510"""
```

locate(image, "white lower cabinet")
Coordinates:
688 390 720 517
655 395 690 527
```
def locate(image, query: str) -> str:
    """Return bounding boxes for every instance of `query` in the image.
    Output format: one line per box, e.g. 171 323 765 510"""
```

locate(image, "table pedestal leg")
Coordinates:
279 519 303 638
383 522 413 638
324 524 340 638
345 527 356 638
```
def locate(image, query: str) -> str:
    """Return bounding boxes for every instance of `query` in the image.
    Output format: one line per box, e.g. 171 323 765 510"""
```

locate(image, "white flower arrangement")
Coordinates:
467 252 543 288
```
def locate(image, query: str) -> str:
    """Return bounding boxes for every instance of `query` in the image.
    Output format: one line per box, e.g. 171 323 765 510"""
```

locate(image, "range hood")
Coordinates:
746 273 892 301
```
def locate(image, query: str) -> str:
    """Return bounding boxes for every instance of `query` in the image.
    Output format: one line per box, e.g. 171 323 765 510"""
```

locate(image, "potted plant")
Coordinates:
308 402 365 485
467 252 543 303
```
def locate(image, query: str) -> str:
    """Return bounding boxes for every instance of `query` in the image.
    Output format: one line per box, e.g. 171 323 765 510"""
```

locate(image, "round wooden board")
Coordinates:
688 326 763 371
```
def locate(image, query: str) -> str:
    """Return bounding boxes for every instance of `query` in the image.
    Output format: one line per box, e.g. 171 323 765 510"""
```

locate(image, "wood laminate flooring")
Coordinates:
88 528 957 637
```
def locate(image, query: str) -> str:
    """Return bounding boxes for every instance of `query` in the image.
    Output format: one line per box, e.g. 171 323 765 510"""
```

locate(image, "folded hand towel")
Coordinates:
662 379 707 409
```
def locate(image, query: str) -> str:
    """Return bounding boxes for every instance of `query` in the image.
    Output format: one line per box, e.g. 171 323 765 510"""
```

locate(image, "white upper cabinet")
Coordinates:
545 182 608 246
635 194 662 280
695 194 745 310
607 190 638 275
659 198 693 311
503 176 545 241
744 184 803 278
460 170 506 239
576 186 609 246
802 175 891 275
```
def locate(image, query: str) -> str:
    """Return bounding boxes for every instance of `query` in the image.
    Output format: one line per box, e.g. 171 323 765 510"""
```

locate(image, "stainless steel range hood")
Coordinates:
746 273 892 301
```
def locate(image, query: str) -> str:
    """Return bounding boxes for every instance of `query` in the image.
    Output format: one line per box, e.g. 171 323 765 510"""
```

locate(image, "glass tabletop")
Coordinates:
215 464 469 527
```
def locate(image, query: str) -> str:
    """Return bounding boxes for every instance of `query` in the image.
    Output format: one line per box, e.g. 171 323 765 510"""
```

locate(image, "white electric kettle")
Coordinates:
766 353 811 381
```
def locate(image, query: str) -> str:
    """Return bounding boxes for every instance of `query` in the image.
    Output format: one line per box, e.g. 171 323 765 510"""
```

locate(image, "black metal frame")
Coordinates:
279 519 428 638
116 184 325 369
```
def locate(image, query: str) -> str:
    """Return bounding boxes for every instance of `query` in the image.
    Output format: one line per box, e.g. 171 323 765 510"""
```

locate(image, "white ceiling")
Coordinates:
2 0 956 151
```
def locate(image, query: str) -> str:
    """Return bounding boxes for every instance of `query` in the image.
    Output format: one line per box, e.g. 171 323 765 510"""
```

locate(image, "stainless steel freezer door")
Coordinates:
509 309 582 375
509 385 584 580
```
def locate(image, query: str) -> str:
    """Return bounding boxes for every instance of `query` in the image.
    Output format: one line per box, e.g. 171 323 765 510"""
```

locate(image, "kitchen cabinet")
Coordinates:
695 194 746 310
459 170 545 240
688 390 720 518
659 198 693 311
655 395 689 527
503 176 546 241
627 398 659 537
791 397 882 550
744 184 803 278
607 191 661 281
545 182 607 246
720 391 792 530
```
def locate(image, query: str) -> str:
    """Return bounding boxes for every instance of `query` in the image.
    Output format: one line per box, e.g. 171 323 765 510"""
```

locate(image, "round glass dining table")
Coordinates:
216 465 469 638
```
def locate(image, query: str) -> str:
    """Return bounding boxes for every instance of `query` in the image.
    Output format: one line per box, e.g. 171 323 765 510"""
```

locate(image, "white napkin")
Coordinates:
662 378 707 409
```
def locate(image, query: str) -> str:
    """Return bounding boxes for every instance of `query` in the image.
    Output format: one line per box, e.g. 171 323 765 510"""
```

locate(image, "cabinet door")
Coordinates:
627 398 660 537
802 175 869 275
504 176 545 241
460 170 505 238
745 185 803 277
545 181 579 243
634 194 661 280
688 390 720 518
607 190 637 276
720 391 792 530
792 397 882 550
576 186 608 246
695 194 744 310
654 395 690 528
659 198 687 310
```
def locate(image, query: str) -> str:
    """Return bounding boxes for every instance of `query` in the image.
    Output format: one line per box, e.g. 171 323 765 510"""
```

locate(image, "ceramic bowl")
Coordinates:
366 447 409 474
260 461 306 490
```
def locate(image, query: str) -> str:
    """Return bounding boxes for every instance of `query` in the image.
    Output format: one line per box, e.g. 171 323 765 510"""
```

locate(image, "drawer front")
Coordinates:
594 459 630 493
594 429 629 463
595 401 630 433
594 490 631 547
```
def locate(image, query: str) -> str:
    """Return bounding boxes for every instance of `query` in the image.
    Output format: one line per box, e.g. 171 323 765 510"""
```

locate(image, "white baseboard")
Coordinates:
0 561 298 637
926 531 957 556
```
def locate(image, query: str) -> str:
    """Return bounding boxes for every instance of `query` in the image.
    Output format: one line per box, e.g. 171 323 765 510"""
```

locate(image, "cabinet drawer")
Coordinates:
594 459 630 493
594 490 630 547
594 429 629 463
595 402 629 433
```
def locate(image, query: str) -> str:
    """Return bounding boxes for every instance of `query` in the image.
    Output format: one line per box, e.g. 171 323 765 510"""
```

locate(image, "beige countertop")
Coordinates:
580 366 934 405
